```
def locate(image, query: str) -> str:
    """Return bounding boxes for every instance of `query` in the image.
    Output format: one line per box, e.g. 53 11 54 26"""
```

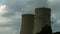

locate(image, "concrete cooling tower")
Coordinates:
32 8 52 34
20 14 34 34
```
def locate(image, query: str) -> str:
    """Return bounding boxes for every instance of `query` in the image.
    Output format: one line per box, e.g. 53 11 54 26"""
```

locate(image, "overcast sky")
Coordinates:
0 0 60 34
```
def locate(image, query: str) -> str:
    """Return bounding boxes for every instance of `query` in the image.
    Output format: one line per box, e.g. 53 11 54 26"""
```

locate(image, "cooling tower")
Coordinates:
20 14 34 34
32 8 51 34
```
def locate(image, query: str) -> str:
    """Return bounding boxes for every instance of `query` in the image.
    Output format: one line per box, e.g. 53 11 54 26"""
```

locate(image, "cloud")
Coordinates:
0 27 12 32
0 27 20 34
48 0 60 11
1 0 49 14
57 20 60 24
0 17 14 25
0 5 7 15
51 13 57 23
51 23 60 32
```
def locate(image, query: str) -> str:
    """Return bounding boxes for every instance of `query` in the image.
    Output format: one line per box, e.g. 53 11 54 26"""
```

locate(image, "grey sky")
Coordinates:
0 0 60 34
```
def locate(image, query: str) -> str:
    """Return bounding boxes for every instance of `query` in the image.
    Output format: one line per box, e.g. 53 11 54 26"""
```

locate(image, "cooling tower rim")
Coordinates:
22 14 34 16
35 7 51 11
